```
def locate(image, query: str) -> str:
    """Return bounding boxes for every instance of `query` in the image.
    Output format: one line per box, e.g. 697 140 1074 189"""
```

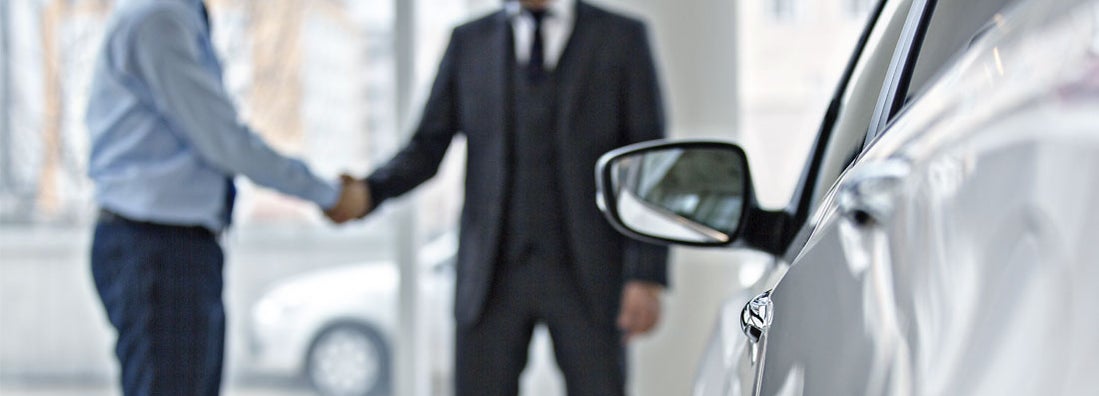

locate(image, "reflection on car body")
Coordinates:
597 0 1099 394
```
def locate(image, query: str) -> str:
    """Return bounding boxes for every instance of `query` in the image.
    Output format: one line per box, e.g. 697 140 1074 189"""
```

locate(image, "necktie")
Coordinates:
200 2 237 227
528 9 547 81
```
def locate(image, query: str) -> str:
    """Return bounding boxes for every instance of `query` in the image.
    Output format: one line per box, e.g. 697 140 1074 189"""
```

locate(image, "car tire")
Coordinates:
305 322 391 396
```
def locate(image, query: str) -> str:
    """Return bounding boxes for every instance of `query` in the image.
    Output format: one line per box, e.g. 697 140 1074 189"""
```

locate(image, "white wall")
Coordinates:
600 0 740 139
594 1 747 395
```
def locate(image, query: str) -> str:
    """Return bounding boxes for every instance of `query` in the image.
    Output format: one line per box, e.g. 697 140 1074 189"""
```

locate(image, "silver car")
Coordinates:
596 0 1099 394
249 232 456 396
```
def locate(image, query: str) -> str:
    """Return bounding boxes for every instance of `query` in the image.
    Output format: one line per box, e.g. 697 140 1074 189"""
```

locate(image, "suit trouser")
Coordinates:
455 256 626 396
91 213 225 396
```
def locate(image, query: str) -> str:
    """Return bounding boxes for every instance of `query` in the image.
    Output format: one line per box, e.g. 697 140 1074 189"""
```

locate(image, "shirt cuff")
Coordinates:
308 178 342 211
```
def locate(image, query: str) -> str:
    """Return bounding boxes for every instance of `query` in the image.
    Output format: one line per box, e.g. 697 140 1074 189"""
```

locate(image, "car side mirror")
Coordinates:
596 141 753 247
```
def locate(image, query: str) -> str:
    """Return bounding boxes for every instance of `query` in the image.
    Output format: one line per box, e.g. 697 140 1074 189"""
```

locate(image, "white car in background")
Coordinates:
249 232 456 396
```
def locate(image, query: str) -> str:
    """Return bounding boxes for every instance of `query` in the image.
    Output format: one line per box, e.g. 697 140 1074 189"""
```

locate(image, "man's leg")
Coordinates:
454 271 537 396
91 221 224 396
539 274 626 396
92 220 153 394
147 226 225 396
545 320 626 396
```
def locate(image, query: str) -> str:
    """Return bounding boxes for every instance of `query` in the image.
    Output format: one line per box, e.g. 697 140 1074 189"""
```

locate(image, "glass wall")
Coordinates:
738 0 872 207
1 0 878 395
0 0 481 395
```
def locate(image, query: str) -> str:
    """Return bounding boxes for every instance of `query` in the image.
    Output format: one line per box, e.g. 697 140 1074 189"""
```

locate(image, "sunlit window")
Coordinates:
768 0 803 22
0 0 471 395
3 0 877 395
846 0 876 19
739 0 867 206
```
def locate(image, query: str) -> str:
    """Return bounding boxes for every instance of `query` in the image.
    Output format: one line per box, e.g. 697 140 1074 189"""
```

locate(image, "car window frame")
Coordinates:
780 0 936 259
864 0 939 147
867 0 1026 147
781 0 890 245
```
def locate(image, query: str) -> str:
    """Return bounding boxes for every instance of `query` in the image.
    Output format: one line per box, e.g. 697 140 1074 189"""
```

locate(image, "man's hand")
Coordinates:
324 174 371 223
617 280 664 344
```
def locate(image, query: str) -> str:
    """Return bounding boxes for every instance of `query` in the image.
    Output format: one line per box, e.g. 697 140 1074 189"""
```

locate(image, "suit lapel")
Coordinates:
556 1 599 142
487 11 511 144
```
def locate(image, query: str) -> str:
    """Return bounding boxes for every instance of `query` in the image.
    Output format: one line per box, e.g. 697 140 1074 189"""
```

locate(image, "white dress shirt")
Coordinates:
507 0 576 70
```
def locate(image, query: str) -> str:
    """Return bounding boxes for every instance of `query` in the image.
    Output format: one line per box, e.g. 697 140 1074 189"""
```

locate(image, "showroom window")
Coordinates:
846 0 877 18
0 0 484 395
739 0 870 206
3 0 891 395
767 0 804 22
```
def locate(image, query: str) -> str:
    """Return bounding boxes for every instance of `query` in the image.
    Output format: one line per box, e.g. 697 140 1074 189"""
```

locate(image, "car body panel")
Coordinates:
759 0 1099 394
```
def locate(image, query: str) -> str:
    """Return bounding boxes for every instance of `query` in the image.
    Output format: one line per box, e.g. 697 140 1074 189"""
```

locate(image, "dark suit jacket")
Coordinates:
366 1 668 327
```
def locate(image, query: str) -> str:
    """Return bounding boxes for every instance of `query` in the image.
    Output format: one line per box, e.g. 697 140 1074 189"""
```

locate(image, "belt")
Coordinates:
97 209 217 238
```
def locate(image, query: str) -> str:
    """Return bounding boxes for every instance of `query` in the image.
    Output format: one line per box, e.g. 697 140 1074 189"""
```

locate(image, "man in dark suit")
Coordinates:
357 0 668 394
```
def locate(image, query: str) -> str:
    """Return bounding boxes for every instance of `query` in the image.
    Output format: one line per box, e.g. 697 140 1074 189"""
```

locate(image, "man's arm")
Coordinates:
618 20 671 341
623 22 666 148
621 21 670 286
129 9 344 212
362 30 464 213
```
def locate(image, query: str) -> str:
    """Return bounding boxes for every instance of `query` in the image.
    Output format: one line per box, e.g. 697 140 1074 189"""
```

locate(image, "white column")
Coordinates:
0 0 12 195
600 0 740 139
595 1 745 396
393 1 425 396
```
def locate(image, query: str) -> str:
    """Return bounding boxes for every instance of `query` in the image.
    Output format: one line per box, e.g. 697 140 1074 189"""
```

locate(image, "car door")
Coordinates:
755 0 1081 394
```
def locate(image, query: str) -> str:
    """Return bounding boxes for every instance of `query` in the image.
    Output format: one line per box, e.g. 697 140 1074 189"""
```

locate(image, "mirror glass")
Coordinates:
609 147 747 244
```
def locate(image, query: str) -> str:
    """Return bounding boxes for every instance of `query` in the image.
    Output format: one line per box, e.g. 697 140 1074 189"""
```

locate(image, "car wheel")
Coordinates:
306 322 391 396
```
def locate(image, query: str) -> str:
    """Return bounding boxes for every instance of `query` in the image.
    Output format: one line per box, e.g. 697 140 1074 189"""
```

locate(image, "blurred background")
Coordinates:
0 0 870 395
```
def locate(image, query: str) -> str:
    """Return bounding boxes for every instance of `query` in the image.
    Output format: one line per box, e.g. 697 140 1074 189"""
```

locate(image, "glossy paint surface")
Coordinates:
759 0 1099 394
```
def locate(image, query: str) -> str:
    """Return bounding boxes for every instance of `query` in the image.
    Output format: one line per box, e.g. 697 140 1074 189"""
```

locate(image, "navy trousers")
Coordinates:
454 256 627 396
91 214 225 396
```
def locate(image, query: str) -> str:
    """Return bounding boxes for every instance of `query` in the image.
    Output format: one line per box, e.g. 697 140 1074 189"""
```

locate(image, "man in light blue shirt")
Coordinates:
85 0 367 394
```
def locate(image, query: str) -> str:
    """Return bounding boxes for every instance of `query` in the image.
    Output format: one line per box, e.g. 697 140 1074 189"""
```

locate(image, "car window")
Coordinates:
902 0 1021 110
864 0 1021 133
807 0 914 213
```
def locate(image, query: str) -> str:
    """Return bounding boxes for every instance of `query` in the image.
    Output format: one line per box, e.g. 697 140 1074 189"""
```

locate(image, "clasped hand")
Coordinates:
324 174 372 224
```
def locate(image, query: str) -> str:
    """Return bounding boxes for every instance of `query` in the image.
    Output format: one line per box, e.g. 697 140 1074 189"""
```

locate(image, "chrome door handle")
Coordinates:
836 159 911 227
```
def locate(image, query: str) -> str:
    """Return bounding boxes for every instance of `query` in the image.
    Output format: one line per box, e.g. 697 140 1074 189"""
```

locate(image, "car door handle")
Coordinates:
836 158 911 227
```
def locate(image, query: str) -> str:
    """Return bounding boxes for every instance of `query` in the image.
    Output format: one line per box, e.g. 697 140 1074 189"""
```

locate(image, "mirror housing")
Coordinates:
596 140 757 247
596 140 790 253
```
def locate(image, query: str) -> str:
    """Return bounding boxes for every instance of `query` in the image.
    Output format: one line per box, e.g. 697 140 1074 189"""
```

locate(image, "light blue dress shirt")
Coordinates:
86 0 339 231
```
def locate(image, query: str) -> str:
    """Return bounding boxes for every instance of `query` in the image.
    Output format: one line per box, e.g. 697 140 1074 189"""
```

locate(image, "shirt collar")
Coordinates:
506 0 575 22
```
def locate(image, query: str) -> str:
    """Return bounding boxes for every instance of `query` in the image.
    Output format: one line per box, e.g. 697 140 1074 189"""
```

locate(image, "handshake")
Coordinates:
323 174 373 224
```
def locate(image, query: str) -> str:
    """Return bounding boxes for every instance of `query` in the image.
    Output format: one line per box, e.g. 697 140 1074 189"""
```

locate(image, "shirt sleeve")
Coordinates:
127 8 340 209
